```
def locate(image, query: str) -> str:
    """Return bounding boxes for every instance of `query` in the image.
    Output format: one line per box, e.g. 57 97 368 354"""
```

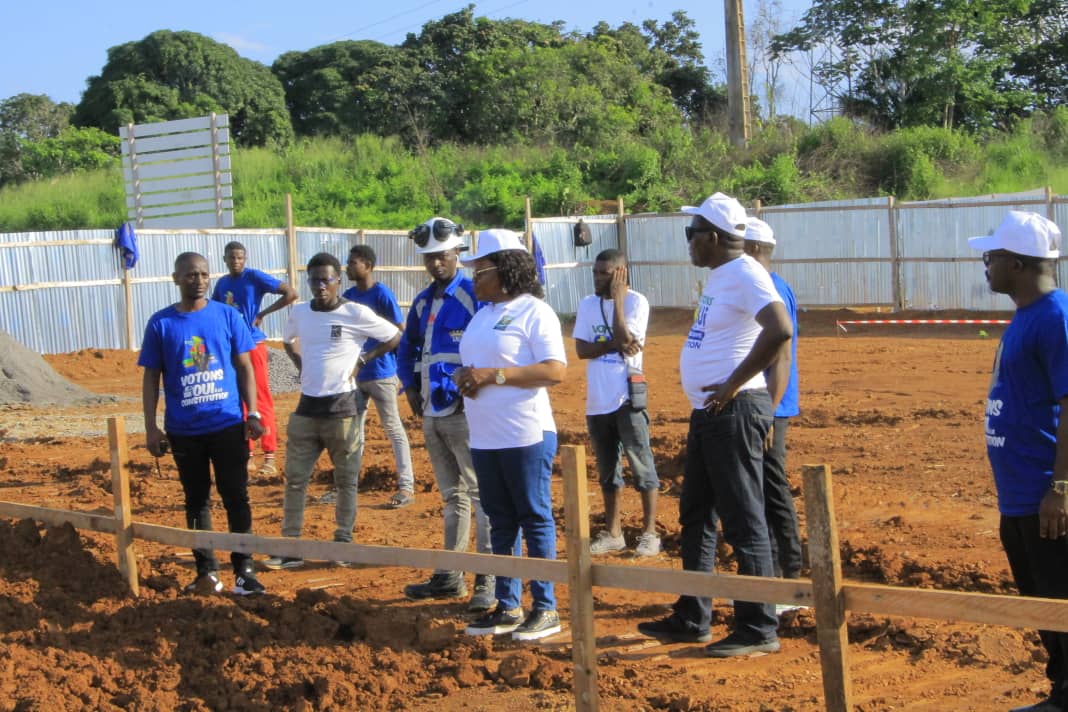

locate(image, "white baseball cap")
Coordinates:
461 229 526 263
681 192 748 238
968 210 1060 259
744 216 776 245
411 217 468 254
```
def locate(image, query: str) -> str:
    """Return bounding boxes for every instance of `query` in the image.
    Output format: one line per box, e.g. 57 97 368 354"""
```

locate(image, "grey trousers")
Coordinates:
423 411 492 574
358 376 415 493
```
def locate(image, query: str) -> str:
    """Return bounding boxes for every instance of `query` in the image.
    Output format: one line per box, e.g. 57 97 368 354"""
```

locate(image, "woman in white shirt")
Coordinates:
452 229 567 642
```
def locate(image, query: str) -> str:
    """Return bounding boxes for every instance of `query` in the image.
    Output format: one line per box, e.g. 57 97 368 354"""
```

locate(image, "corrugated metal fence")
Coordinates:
2 189 1062 353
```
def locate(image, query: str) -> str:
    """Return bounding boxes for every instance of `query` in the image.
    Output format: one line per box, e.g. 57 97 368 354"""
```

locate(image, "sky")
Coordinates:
0 0 816 117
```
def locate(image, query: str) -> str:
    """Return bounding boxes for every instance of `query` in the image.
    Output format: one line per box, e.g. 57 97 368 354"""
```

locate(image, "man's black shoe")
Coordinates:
703 632 780 657
1009 698 1064 712
404 572 467 601
636 614 711 643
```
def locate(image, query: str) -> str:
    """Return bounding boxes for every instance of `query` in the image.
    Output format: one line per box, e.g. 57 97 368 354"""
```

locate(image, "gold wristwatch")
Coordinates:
1051 480 1068 495
494 368 506 385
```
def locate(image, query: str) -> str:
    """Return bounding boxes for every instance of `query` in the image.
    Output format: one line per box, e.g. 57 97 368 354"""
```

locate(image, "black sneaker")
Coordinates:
636 614 711 643
468 574 497 612
183 571 223 595
263 556 304 570
703 633 780 657
404 572 467 601
512 609 561 641
465 605 524 636
233 571 266 596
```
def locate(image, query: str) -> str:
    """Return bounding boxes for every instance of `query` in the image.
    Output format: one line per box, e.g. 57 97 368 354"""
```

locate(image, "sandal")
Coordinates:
388 490 415 509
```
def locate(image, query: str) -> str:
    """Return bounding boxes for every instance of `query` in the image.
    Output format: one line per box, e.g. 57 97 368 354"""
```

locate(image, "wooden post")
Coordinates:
524 197 534 252
802 464 853 712
285 193 299 289
887 196 902 312
1047 185 1055 222
121 265 136 351
561 444 599 711
754 199 763 217
615 197 628 262
108 417 139 597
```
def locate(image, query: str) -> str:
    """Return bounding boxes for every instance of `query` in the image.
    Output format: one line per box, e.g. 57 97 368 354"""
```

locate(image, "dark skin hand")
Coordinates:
453 361 566 398
575 265 642 360
1039 395 1068 539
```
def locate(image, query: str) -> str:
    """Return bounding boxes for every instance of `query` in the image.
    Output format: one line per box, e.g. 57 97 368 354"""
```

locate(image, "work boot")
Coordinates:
404 572 467 601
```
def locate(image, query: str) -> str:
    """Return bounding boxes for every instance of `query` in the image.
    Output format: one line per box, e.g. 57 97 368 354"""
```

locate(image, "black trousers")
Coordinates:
169 422 253 575
1001 513 1068 707
764 417 803 578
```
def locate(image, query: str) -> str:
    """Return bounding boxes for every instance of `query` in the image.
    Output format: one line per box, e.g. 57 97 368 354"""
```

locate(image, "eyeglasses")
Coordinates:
307 276 340 286
982 251 1011 267
685 226 714 242
409 219 464 248
472 266 498 279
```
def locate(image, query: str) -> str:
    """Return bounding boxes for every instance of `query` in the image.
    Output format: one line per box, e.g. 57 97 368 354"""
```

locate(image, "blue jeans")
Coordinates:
587 406 659 492
676 390 777 642
472 431 558 612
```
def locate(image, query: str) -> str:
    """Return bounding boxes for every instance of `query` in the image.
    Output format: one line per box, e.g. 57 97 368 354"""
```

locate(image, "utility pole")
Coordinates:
725 0 752 147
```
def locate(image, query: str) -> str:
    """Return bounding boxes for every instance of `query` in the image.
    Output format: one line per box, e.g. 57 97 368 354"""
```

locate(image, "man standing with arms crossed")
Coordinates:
574 248 661 557
397 217 496 612
969 211 1068 712
140 252 266 595
637 193 792 657
212 241 298 476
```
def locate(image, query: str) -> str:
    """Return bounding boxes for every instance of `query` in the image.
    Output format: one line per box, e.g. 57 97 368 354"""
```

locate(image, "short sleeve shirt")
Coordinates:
137 301 255 436
679 255 783 409
985 290 1068 515
459 294 568 449
212 268 283 343
342 282 404 381
572 290 649 415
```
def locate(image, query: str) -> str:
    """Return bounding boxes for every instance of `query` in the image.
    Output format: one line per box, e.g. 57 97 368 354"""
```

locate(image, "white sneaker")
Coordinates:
589 530 627 554
634 532 661 557
775 603 807 615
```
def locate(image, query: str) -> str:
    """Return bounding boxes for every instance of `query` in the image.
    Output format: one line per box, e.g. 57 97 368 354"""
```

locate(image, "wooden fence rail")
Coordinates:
2 417 1068 711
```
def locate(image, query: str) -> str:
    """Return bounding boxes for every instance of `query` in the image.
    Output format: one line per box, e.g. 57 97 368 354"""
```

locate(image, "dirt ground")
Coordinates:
0 307 1053 711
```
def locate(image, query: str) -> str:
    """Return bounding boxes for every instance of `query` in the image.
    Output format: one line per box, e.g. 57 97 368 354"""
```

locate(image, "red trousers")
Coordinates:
246 342 277 454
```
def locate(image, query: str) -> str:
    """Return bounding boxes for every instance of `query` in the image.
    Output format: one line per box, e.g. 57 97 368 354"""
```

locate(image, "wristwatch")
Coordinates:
1052 480 1068 495
494 368 507 385
247 411 262 420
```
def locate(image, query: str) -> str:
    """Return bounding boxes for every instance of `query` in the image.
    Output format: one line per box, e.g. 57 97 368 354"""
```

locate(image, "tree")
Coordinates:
0 94 74 140
74 30 292 147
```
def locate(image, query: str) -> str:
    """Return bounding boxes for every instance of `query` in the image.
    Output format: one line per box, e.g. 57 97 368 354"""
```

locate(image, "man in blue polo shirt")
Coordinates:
212 241 297 475
344 244 416 508
140 251 266 596
970 210 1068 712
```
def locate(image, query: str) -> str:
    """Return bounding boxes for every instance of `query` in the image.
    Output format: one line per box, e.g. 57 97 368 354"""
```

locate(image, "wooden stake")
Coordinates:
561 444 599 711
121 265 136 351
524 197 534 252
802 464 852 712
887 196 902 312
285 193 299 289
108 417 139 597
615 198 628 263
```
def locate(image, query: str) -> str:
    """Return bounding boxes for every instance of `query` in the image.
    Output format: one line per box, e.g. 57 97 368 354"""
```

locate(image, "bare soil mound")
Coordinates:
0 331 115 406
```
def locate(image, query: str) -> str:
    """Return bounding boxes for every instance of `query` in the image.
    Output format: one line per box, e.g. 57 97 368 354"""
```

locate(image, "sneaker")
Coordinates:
404 572 467 601
775 603 807 616
388 490 415 509
634 532 661 557
233 571 266 595
589 530 627 554
183 571 224 595
263 556 304 570
703 633 780 657
257 461 278 476
637 614 711 643
512 609 562 641
465 605 524 636
468 574 497 612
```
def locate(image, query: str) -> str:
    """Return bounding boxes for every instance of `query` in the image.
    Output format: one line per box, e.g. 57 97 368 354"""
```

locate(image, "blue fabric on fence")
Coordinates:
114 223 138 269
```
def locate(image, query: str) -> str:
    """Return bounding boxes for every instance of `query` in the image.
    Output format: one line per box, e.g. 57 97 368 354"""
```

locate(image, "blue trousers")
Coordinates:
676 390 778 642
472 431 558 612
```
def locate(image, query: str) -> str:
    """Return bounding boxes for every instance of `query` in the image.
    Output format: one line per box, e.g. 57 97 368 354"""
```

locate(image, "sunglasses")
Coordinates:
685 226 714 242
981 250 1017 267
409 219 464 248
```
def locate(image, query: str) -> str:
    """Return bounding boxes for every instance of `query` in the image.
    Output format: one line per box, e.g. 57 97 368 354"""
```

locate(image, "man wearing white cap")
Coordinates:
969 210 1068 712
396 217 497 612
743 218 804 597
637 193 793 657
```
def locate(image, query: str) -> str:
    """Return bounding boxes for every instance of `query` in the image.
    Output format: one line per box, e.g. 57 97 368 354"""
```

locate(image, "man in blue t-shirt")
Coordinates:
212 241 298 475
139 252 267 596
343 244 415 507
743 218 803 595
969 210 1068 712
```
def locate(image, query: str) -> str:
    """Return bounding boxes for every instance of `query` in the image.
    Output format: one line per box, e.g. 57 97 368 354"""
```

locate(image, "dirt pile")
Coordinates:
0 331 114 406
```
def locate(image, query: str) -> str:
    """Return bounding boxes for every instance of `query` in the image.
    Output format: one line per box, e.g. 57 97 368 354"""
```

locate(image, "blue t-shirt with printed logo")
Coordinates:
212 268 282 343
138 301 255 436
985 290 1068 516
342 282 403 381
769 272 800 418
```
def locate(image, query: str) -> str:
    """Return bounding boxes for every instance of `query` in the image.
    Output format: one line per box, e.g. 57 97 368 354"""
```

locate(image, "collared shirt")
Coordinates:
397 272 480 417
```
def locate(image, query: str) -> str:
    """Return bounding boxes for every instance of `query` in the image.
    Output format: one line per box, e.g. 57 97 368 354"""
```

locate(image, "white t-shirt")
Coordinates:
459 294 567 449
572 290 649 415
680 255 783 409
283 300 401 397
